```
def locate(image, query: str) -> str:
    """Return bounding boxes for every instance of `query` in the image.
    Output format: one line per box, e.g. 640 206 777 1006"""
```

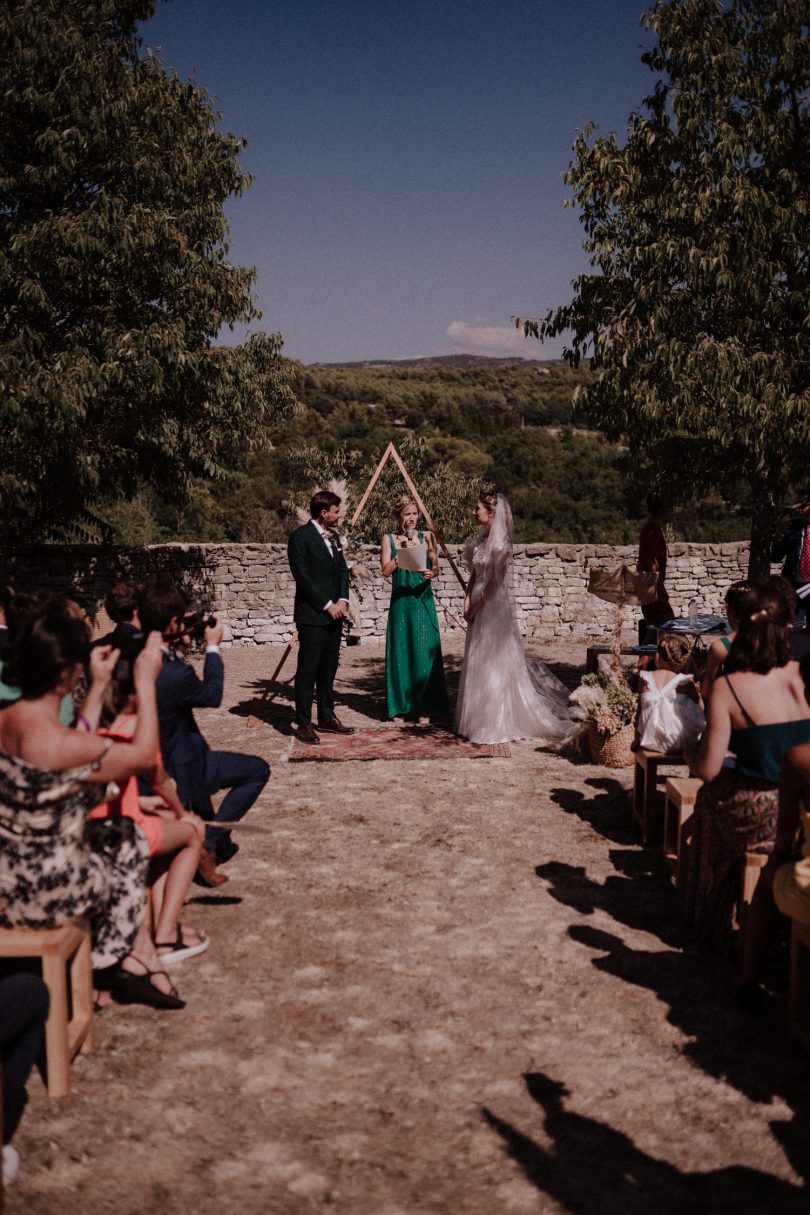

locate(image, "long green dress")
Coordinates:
385 532 450 720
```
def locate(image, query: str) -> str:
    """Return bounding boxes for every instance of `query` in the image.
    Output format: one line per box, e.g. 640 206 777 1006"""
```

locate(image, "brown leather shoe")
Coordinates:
296 723 320 744
317 716 354 735
195 847 229 888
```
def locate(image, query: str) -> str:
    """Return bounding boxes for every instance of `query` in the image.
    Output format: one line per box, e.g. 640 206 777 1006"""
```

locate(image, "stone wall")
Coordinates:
4 540 761 645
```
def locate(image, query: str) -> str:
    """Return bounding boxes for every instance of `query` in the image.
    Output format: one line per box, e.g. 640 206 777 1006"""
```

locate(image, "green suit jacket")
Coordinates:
288 521 350 628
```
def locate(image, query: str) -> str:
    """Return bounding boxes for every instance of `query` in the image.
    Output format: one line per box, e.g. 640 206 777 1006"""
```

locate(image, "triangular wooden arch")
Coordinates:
350 442 466 590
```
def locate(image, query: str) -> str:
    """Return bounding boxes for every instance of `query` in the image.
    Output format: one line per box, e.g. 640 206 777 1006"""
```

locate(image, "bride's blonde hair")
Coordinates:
393 495 418 526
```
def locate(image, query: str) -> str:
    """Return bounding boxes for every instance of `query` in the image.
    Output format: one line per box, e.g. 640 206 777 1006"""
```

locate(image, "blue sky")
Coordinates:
142 0 657 363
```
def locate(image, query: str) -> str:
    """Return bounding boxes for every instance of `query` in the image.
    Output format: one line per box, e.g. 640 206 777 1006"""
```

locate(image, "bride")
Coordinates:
454 492 571 745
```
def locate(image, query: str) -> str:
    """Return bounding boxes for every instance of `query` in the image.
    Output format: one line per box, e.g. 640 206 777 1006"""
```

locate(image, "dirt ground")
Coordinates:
8 639 810 1214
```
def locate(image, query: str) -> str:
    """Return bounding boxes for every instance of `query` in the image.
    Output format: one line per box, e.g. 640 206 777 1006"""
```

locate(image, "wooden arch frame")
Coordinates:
351 441 466 590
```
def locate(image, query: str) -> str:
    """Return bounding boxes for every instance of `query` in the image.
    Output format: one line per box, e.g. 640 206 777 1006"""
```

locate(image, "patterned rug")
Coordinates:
287 725 511 762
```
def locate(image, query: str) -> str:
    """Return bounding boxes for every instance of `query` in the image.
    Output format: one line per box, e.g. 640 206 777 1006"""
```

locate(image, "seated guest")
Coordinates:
0 598 184 1008
0 590 76 725
94 580 143 646
138 582 270 875
701 580 752 700
88 659 210 964
633 634 705 754
738 654 810 1008
1 972 49 1186
686 577 810 954
0 581 12 659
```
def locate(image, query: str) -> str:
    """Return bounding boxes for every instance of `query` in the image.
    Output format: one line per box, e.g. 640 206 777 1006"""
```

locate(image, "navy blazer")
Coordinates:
155 649 224 812
288 521 350 628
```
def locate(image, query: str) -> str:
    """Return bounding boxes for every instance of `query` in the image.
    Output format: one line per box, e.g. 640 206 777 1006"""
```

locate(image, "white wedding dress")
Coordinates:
454 496 571 745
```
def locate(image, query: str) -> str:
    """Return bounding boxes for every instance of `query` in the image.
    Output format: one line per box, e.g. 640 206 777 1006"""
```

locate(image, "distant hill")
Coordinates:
93 351 749 548
310 353 563 370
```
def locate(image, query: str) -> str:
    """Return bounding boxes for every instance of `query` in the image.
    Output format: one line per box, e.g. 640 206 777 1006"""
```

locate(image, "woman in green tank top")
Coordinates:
380 497 449 721
687 576 810 954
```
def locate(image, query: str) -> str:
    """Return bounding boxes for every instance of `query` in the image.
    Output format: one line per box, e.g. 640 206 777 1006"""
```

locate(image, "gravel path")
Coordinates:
8 640 810 1214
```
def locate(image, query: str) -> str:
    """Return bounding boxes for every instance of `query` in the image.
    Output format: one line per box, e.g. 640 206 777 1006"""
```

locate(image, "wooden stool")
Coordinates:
789 918 810 1054
0 923 94 1097
740 852 769 909
663 776 703 887
632 749 688 846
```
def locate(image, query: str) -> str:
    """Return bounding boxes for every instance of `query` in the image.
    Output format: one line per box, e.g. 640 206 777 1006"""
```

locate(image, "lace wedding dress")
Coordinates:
453 496 571 745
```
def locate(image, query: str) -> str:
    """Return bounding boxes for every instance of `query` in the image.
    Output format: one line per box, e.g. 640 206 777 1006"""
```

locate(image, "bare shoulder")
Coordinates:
2 705 106 771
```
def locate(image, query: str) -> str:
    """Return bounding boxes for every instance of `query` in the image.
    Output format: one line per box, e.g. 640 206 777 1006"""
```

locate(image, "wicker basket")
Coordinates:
587 721 635 768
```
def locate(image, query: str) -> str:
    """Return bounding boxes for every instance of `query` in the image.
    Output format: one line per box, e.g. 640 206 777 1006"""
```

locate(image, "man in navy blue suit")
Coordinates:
138 582 270 876
287 490 355 744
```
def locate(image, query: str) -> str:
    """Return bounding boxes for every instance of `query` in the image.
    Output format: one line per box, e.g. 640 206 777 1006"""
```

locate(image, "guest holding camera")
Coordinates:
88 650 209 965
0 598 180 1005
137 582 270 876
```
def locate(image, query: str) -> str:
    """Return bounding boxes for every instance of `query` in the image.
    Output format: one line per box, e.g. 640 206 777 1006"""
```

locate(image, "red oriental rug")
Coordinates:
287 726 511 762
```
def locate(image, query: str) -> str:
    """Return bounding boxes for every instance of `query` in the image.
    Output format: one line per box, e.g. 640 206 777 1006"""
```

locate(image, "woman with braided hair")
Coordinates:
686 576 810 953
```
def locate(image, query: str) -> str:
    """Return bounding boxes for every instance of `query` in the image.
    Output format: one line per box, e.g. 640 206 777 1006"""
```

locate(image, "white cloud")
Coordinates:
446 318 531 356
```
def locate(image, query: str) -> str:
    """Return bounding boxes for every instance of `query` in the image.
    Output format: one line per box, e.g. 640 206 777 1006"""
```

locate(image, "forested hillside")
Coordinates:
95 356 749 546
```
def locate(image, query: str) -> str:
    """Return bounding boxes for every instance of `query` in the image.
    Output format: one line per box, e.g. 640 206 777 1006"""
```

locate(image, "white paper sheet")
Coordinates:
396 542 428 572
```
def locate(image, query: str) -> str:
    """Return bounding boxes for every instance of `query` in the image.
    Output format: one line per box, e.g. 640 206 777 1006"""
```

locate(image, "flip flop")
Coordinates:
155 925 209 966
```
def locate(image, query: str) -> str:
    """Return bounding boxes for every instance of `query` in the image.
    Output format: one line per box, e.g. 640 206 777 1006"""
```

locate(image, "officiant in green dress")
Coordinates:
380 497 450 721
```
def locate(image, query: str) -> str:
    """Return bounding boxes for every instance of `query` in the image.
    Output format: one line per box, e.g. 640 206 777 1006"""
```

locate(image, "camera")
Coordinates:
90 625 147 697
178 606 217 641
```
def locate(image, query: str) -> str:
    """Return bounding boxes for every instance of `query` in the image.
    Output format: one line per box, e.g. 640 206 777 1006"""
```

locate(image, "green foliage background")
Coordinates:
96 355 755 546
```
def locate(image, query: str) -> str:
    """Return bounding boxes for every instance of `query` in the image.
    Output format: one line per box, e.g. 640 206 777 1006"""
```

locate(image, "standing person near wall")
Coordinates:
380 495 449 722
287 491 355 744
772 488 810 618
637 493 674 642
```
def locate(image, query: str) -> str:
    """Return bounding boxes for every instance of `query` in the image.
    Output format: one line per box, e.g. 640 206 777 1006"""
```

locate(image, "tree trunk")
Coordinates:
748 470 779 579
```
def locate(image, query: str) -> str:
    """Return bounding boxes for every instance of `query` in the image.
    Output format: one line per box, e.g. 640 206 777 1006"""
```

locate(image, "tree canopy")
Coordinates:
519 0 810 574
0 0 296 543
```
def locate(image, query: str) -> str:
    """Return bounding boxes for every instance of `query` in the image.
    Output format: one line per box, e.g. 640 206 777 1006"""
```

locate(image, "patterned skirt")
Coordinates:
684 767 778 954
0 751 150 969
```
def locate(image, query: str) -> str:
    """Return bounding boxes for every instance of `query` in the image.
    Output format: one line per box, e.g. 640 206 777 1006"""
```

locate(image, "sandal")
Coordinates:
99 957 186 1010
155 925 209 966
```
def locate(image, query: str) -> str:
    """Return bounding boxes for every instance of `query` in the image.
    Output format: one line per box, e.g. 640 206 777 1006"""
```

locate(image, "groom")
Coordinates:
287 490 355 744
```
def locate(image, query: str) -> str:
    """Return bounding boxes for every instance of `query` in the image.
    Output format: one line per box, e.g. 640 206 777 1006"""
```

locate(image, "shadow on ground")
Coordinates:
567 923 810 1122
484 1072 809 1214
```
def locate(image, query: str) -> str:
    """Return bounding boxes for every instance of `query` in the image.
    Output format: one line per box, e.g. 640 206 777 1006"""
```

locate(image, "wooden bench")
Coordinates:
0 923 94 1097
789 918 810 1054
663 776 703 887
633 748 689 846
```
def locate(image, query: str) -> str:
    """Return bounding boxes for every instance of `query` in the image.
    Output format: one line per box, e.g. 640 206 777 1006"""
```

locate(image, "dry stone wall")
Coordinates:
5 540 763 645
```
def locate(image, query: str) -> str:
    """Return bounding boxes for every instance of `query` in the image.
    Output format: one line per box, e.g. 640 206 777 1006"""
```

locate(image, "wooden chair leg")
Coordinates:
40 954 70 1098
72 932 95 1056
